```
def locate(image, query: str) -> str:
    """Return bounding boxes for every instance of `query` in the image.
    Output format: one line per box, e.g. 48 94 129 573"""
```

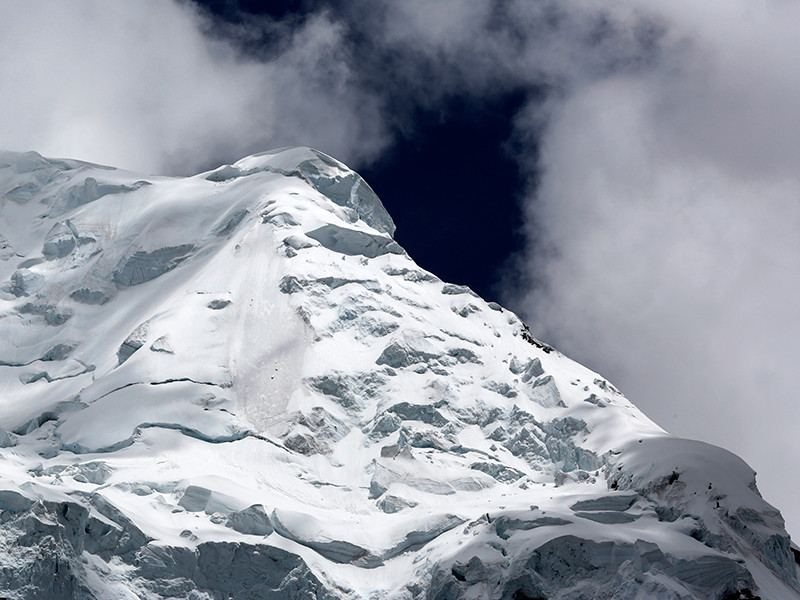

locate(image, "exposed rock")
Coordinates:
112 244 194 287
118 321 149 365
9 269 43 297
376 334 439 369
574 510 639 524
134 541 333 600
382 266 438 282
483 380 518 398
207 299 231 310
584 393 609 407
0 489 33 512
387 402 448 426
366 413 402 439
41 343 76 362
18 302 70 326
494 515 572 540
0 427 13 448
262 210 300 227
383 514 465 560
441 283 478 297
69 287 112 305
446 347 481 364
212 208 248 236
270 509 378 566
470 461 526 483
451 556 489 585
178 485 212 512
509 357 545 382
279 274 304 294
227 504 273 536
62 177 148 212
306 224 403 258
377 494 418 514
75 461 113 485
307 370 386 409
570 494 638 512
514 535 756 599
42 222 76 258
281 407 348 455
283 234 317 250
526 375 565 408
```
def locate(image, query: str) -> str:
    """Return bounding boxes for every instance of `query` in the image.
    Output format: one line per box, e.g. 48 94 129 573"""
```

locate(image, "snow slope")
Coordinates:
0 147 797 599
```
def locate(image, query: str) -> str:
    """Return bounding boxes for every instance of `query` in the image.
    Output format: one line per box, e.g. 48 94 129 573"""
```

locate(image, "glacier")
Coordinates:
0 147 797 599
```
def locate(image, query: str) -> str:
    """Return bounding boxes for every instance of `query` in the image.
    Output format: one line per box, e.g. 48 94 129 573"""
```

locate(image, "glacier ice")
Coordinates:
0 147 796 600
112 244 195 286
227 504 273 536
41 221 76 258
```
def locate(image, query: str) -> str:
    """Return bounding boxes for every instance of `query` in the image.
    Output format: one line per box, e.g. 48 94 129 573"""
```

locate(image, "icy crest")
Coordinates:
0 148 797 599
208 146 396 236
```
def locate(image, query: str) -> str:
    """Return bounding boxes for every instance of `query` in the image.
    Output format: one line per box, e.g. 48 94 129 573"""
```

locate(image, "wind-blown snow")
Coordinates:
0 147 796 599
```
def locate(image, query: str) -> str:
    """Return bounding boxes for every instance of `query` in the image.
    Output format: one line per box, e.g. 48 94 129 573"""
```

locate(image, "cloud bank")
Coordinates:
0 0 388 174
2 0 799 535
514 0 800 537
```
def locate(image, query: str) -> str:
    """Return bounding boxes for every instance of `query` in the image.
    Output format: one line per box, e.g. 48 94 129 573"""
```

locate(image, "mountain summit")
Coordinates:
0 148 797 599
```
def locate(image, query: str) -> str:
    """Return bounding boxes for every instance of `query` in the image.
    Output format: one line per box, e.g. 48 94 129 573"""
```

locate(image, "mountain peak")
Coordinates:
207 146 396 237
0 149 797 599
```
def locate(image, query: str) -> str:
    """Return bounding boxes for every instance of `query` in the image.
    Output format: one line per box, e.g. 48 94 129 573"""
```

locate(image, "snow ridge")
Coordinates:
0 148 797 599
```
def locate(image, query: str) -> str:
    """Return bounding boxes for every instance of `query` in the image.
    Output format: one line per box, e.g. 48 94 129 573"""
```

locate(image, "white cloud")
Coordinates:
516 0 800 536
0 0 389 174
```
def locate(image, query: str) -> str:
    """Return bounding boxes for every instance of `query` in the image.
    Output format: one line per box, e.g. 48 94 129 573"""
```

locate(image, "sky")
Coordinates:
1 0 799 538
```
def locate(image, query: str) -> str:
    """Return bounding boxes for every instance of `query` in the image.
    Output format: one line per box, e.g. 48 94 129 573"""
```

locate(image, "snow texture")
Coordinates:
0 147 797 599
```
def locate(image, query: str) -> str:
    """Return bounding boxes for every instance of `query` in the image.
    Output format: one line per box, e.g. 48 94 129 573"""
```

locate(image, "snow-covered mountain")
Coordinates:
0 147 797 600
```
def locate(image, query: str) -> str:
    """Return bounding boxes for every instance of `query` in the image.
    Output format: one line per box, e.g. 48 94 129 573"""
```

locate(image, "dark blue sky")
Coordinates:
359 96 528 303
194 0 529 303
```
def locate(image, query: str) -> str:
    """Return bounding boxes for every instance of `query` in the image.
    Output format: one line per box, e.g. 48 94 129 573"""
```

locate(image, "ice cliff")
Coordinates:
0 147 797 599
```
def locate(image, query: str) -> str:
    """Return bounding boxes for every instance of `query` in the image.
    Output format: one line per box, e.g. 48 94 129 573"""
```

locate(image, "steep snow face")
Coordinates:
0 148 797 600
